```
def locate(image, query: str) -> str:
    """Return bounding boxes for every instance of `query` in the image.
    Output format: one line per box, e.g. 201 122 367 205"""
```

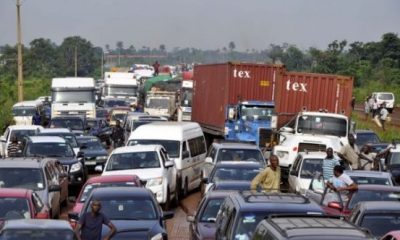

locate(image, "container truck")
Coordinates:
51 77 96 118
103 72 138 106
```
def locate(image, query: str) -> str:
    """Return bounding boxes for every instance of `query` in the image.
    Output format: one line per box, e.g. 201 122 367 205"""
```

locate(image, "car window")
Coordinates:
25 142 75 158
300 158 323 179
350 176 391 186
360 213 400 237
0 168 45 191
199 198 224 223
348 190 400 209
0 197 31 219
79 182 138 202
106 151 161 170
211 166 260 182
32 192 44 213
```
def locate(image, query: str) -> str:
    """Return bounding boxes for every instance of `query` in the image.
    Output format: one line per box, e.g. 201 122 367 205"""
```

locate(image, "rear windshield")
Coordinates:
377 93 393 100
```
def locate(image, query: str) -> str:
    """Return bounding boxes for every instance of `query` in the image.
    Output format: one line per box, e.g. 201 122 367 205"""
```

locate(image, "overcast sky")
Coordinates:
1 0 399 51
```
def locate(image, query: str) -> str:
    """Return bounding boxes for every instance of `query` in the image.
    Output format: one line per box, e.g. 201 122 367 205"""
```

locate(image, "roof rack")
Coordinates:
242 191 307 204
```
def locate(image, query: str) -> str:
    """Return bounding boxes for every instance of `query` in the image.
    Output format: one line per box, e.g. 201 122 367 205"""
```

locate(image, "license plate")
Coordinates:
85 161 96 166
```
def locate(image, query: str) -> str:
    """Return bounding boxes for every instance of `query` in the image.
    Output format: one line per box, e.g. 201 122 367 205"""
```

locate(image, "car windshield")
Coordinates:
348 190 400 209
80 182 138 202
389 152 400 165
128 140 180 158
0 230 75 240
200 198 224 223
12 107 37 116
234 213 266 240
356 132 381 146
104 99 130 108
360 213 400 237
180 88 192 107
210 166 260 182
240 105 275 121
300 158 323 179
111 112 127 122
50 119 84 131
378 93 393 100
87 198 156 220
0 168 45 191
25 142 75 158
297 115 347 137
145 98 169 109
10 130 37 142
78 138 104 151
349 176 391 185
0 198 31 220
216 149 265 164
106 152 160 171
104 86 138 97
52 90 95 102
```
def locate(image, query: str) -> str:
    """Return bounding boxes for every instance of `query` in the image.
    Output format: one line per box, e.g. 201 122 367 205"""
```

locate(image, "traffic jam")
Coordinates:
0 62 399 240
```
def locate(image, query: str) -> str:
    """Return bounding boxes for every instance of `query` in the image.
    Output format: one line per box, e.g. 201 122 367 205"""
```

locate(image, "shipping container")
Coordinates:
192 63 285 133
275 72 354 126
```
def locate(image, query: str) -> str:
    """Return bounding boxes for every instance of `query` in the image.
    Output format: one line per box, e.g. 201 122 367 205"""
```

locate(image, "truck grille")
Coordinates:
298 143 326 152
259 128 272 147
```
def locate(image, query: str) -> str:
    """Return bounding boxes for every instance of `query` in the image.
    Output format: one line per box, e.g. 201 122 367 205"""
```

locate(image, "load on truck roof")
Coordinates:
51 77 95 89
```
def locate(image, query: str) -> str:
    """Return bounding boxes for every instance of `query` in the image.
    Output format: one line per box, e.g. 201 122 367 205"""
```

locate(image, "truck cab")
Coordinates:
103 72 139 106
144 91 177 119
273 111 349 178
224 101 277 148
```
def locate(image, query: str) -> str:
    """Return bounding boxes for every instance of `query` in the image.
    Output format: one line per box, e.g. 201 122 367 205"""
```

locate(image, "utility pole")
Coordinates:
101 50 104 79
74 46 77 77
16 0 24 101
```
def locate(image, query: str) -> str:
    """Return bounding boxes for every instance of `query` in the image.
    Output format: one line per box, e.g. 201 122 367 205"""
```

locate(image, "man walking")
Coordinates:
251 155 281 192
380 103 389 131
111 120 124 148
75 200 116 240
337 134 360 170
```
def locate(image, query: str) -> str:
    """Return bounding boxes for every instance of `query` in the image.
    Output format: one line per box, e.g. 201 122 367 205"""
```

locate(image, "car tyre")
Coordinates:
163 187 172 211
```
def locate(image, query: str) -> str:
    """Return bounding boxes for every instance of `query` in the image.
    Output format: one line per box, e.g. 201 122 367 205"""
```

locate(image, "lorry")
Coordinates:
103 72 138 106
178 79 193 121
144 91 177 119
192 62 354 150
51 77 96 119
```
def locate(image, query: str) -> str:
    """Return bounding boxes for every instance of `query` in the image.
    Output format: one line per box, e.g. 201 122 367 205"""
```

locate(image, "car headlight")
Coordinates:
276 151 288 158
146 177 163 187
151 233 165 240
70 162 82 173
96 156 108 161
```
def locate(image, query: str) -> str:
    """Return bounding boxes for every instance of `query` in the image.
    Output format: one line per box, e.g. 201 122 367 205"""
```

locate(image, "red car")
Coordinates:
71 175 142 214
0 188 49 220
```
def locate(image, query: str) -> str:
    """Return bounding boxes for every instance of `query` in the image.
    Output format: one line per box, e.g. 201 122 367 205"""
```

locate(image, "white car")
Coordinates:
0 125 43 157
101 145 177 208
288 152 326 194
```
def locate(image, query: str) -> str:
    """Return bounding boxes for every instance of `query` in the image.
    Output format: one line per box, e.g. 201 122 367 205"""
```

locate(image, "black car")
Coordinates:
76 136 108 170
253 215 374 240
209 180 252 192
85 118 112 145
23 136 87 189
69 187 174 240
355 129 388 153
49 116 86 136
215 192 324 240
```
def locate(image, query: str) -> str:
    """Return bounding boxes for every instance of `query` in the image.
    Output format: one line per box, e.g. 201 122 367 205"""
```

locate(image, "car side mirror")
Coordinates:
187 215 195 222
328 201 342 210
77 151 85 158
205 157 213 164
68 212 79 221
48 185 61 192
0 137 6 143
94 165 103 173
202 177 209 184
68 196 77 203
182 150 190 159
162 211 174 220
165 161 174 168
36 212 49 219
289 170 297 176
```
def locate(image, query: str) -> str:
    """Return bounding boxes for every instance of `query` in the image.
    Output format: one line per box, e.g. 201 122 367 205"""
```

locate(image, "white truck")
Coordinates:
273 111 350 178
144 91 177 119
103 72 139 105
178 80 193 121
51 77 96 119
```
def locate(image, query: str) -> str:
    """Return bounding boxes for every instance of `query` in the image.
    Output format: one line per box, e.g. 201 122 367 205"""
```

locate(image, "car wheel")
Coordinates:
163 187 171 211
176 177 183 201
183 178 189 197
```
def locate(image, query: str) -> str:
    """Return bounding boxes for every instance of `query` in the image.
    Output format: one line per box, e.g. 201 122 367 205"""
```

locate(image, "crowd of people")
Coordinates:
364 95 390 131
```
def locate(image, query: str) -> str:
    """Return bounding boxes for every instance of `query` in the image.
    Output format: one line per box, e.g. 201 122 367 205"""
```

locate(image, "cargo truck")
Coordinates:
192 62 354 149
103 72 138 106
144 91 177 119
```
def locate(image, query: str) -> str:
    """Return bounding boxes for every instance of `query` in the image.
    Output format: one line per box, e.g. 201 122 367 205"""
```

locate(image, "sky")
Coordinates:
0 0 399 51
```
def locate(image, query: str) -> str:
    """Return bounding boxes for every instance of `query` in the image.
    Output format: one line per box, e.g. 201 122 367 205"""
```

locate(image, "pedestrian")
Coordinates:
322 147 341 181
111 120 124 148
250 155 281 192
359 145 376 170
380 103 389 131
326 165 358 192
350 96 356 110
75 200 116 240
152 61 160 76
32 111 41 126
372 99 378 118
337 134 360 170
7 136 22 157
368 95 374 118
364 97 370 120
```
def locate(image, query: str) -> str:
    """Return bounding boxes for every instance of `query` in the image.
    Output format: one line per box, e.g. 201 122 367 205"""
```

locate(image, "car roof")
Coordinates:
299 111 348 119
344 170 391 178
0 188 31 198
266 216 370 238
203 190 238 199
355 201 400 212
0 158 53 168
230 192 323 213
28 136 66 143
7 125 43 131
211 142 261 150
111 145 162 154
214 161 263 168
90 187 152 198
39 128 71 133
86 175 141 184
1 219 73 230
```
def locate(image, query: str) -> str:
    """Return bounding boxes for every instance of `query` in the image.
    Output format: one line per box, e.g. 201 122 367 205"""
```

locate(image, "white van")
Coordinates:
372 92 395 113
127 122 206 199
12 100 43 125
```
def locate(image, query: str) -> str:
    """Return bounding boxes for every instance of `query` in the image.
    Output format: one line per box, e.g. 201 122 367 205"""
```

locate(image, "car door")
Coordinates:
288 155 302 192
160 148 176 192
0 128 10 156
44 164 60 218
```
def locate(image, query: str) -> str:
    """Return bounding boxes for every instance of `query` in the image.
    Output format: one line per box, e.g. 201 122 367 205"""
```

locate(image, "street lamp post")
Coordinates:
16 0 24 101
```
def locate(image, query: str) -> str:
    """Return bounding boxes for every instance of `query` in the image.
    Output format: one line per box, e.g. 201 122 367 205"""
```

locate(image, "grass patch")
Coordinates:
351 112 400 142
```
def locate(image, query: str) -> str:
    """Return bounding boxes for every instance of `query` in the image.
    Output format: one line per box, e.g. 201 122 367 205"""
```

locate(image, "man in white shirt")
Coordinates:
380 103 389 131
327 165 358 192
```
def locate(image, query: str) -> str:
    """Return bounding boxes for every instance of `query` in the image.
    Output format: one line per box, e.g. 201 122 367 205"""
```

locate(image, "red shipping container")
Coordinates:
275 72 354 127
192 63 285 133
